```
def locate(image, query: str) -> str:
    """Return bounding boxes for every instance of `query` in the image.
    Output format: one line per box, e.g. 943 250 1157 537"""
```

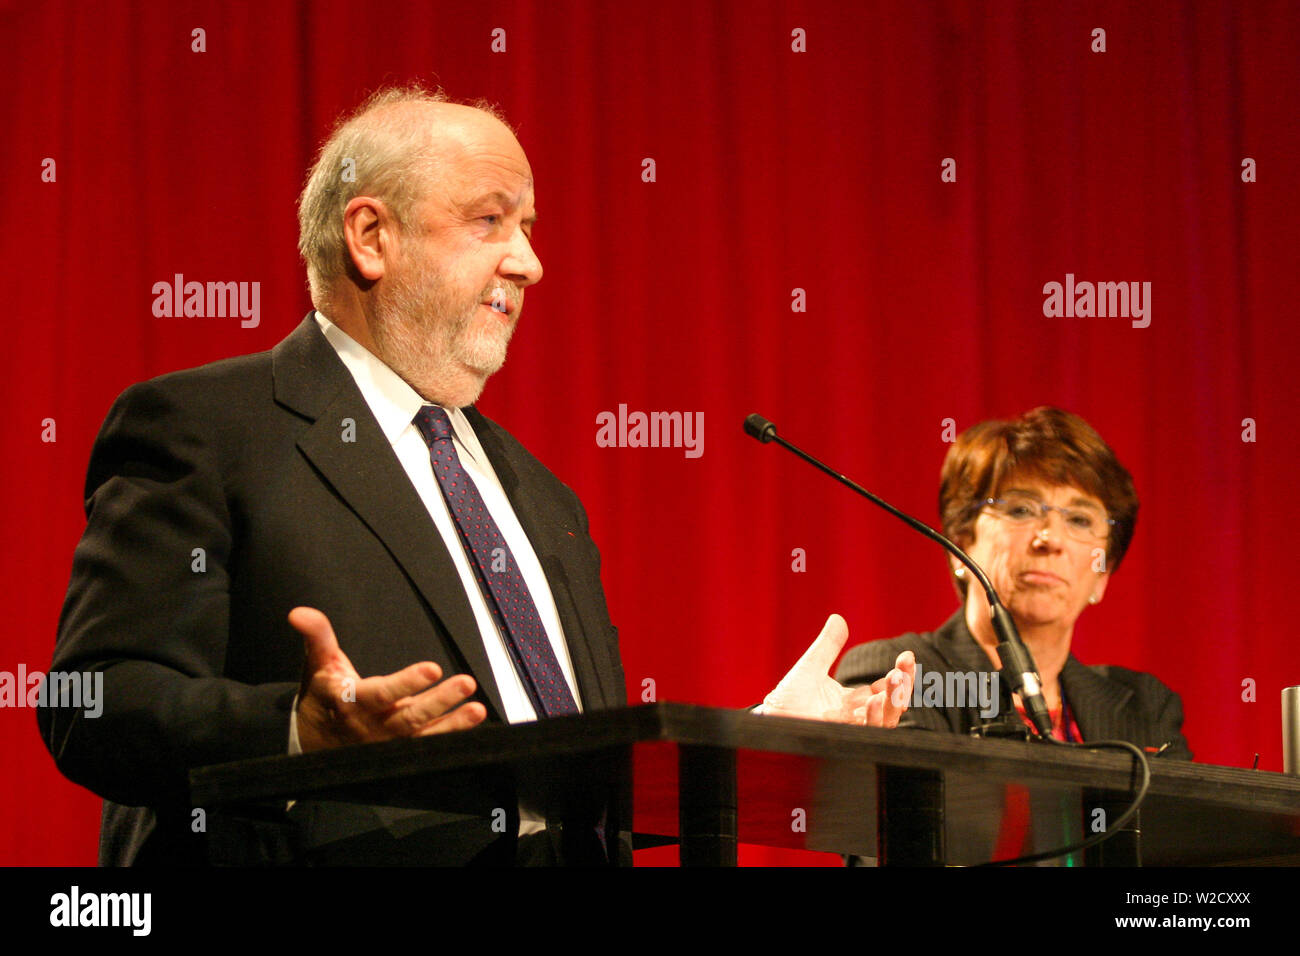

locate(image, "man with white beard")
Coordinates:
40 86 915 865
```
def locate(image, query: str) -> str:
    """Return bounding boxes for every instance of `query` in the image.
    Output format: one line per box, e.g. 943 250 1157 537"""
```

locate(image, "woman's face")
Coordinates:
960 479 1111 631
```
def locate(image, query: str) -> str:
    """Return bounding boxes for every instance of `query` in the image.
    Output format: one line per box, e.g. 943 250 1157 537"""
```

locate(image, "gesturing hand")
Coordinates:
290 607 487 753
759 614 915 726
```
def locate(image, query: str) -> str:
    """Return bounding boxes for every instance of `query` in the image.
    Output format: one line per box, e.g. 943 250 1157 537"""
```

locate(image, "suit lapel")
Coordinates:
1060 658 1134 743
932 611 999 673
920 610 1148 746
463 407 619 712
272 316 510 721
939 605 1137 742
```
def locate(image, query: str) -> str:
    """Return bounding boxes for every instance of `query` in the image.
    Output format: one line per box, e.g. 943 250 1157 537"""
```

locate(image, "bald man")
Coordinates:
40 87 913 866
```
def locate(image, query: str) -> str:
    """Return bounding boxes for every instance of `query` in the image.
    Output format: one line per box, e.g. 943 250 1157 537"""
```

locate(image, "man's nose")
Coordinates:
501 229 543 287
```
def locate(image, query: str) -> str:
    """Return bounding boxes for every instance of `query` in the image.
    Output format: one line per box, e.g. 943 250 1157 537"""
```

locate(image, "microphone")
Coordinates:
743 413 777 443
743 412 1055 740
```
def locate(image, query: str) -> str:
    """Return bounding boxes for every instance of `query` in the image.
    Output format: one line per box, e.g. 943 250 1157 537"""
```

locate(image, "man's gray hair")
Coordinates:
296 83 509 309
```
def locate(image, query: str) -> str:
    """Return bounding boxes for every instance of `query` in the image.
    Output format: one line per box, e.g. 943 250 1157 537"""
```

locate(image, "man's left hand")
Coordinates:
758 614 915 726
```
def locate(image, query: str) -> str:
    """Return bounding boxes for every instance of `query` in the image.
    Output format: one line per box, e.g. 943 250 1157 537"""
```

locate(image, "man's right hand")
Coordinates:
290 606 487 753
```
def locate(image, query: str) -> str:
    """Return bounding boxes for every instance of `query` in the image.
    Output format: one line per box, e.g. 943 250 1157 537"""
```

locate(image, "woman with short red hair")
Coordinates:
836 407 1190 757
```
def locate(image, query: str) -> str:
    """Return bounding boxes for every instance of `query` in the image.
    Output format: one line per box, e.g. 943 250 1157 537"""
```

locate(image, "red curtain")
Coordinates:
3 0 1296 865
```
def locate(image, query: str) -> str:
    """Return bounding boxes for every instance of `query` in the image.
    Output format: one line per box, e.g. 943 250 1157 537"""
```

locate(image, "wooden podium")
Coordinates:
190 703 1300 866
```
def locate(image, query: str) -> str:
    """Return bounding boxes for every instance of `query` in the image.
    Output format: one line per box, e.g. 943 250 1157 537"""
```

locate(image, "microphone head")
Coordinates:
744 413 778 443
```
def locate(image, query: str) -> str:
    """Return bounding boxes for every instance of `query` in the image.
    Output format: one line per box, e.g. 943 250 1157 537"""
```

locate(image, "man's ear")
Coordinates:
342 196 394 282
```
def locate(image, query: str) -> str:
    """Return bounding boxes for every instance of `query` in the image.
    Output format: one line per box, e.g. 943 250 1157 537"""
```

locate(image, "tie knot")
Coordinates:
413 405 455 446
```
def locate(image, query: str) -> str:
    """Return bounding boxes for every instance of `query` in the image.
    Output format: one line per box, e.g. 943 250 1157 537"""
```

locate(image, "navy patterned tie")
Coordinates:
413 405 578 718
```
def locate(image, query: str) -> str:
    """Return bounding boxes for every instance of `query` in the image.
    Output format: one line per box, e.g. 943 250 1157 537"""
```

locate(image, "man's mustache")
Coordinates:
485 284 523 314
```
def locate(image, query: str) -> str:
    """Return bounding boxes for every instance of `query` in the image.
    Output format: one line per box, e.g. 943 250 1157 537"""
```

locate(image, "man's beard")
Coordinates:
369 251 520 407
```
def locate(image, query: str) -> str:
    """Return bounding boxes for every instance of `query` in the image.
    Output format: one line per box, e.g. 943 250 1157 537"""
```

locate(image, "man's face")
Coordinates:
369 111 542 407
961 479 1111 631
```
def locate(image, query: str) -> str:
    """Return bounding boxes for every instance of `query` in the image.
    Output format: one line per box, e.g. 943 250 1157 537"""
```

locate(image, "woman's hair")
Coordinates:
939 407 1138 599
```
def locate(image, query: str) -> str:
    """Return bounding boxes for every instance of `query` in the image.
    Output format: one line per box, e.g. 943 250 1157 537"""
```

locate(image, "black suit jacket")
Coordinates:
834 610 1192 760
39 314 626 864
